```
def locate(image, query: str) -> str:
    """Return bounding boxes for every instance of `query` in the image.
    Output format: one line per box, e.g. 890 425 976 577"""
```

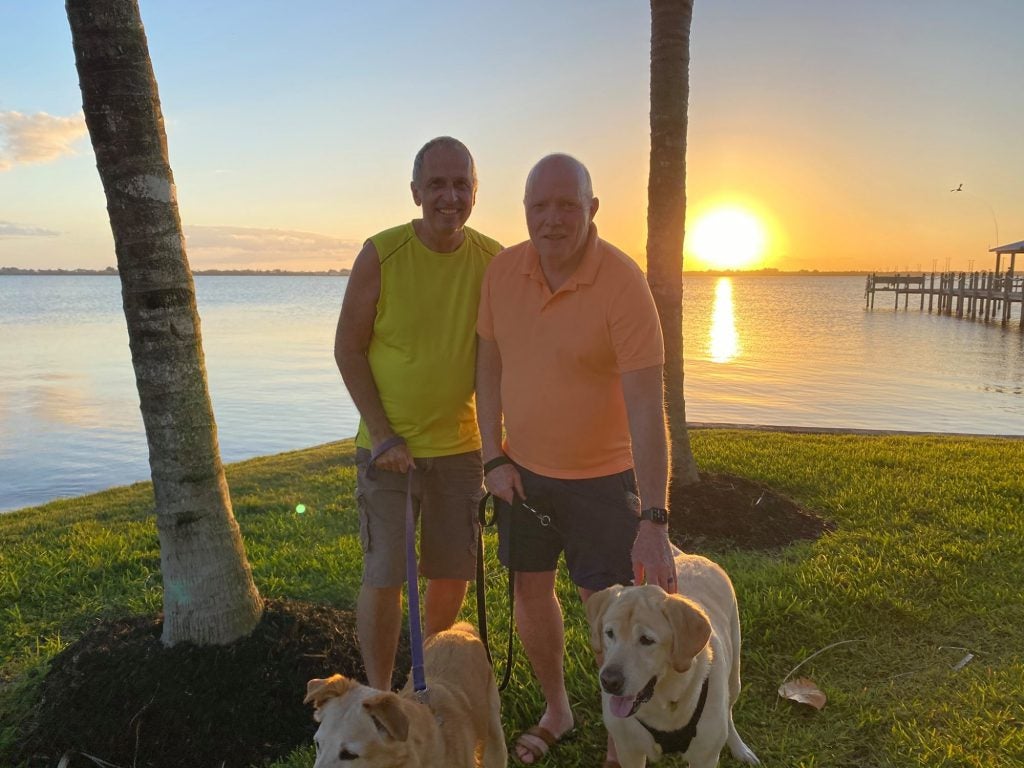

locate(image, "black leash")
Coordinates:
476 491 515 692
475 489 560 693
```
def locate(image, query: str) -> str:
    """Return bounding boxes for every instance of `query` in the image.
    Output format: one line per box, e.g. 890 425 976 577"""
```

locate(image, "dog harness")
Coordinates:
636 676 710 755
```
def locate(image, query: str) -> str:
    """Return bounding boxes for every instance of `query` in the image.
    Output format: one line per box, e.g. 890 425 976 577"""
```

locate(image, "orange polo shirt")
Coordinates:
477 225 664 479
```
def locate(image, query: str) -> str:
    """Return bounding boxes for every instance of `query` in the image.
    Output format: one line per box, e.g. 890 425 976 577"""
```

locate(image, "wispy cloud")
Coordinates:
184 225 361 270
0 220 60 238
0 111 88 171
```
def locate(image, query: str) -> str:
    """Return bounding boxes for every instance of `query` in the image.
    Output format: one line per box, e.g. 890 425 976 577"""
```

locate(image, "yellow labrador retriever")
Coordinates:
304 622 507 768
587 548 759 767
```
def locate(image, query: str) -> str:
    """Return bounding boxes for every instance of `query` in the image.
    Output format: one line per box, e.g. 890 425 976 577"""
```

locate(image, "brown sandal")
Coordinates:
513 725 572 765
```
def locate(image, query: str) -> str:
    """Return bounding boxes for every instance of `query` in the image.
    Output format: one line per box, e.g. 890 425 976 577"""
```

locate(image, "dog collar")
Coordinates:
636 676 709 755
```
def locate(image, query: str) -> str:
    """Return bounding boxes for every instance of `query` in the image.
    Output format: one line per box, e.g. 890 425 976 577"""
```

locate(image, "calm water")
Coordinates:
2 274 1022 513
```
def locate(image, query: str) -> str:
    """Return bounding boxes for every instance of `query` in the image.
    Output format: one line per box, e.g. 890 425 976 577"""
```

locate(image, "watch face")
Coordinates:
643 507 668 524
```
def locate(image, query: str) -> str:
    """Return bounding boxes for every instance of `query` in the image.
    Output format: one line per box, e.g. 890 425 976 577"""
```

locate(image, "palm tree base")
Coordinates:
10 599 399 768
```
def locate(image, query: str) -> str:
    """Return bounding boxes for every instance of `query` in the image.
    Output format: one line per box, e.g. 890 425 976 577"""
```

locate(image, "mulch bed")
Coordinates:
9 472 831 768
12 601 410 768
668 471 836 551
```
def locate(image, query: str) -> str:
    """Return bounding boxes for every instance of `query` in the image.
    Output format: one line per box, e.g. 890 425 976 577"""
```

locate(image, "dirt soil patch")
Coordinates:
11 472 830 768
13 600 410 768
669 471 835 551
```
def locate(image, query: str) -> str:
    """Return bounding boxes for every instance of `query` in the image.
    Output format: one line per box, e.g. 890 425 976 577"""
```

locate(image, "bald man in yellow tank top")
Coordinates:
334 137 501 692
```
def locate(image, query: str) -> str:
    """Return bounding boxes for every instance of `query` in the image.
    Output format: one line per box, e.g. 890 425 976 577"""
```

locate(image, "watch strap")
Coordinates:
483 455 512 474
640 506 669 525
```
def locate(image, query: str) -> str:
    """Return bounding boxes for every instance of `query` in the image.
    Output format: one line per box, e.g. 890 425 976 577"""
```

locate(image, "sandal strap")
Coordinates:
514 725 557 762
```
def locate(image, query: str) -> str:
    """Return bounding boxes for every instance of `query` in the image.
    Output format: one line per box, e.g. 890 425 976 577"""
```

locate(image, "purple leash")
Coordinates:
403 469 427 697
370 435 428 698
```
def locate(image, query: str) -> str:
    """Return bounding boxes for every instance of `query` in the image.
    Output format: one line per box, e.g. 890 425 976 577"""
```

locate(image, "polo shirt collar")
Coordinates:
522 224 602 294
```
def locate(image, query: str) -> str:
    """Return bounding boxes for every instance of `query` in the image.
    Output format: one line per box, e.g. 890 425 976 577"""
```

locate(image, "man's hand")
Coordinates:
371 439 415 473
631 522 677 594
484 463 525 504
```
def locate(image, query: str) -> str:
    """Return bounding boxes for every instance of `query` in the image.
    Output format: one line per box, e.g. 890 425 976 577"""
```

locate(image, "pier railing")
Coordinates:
865 271 1024 327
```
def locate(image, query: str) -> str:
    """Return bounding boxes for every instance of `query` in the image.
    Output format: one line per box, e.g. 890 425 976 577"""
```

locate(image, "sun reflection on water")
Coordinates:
709 277 739 363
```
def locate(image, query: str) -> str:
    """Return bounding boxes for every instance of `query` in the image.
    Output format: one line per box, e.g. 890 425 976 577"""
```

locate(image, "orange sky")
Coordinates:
2 2 1021 273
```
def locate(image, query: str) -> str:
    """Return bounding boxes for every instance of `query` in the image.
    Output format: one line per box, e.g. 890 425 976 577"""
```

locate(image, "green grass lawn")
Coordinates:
2 430 1022 766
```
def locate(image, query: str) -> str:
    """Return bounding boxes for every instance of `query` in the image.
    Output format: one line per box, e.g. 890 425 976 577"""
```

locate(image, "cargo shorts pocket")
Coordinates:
355 485 371 554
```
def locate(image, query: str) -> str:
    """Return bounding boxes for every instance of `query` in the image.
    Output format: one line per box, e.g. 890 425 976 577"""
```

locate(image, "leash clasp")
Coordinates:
520 501 552 527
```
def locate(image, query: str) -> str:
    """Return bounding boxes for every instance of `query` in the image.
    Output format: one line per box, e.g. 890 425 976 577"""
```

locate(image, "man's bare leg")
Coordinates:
356 583 402 691
424 577 468 635
513 570 574 764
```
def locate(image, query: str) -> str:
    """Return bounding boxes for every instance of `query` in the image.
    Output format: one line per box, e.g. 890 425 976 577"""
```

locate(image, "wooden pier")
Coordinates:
864 239 1024 328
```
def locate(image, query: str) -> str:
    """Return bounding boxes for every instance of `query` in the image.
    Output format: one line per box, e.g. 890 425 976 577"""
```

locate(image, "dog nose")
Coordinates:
600 667 625 696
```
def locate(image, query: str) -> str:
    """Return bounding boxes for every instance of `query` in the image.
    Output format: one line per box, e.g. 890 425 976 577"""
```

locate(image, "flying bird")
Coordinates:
951 183 963 192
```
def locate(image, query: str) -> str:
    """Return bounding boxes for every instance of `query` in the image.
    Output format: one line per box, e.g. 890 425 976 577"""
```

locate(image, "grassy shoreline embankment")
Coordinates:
2 430 1022 766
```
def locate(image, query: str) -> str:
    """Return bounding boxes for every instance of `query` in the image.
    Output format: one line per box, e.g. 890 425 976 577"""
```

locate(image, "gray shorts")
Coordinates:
495 462 641 592
355 448 483 588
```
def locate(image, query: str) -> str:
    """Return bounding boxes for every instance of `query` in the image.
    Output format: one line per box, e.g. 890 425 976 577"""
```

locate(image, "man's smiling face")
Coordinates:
411 142 476 244
524 155 598 266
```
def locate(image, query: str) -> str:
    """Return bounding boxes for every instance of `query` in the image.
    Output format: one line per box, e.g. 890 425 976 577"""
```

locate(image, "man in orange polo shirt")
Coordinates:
476 153 676 765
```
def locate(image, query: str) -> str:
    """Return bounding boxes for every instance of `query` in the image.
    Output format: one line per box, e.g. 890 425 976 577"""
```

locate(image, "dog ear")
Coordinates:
305 675 355 721
363 692 410 742
585 585 623 653
663 594 712 673
305 675 341 706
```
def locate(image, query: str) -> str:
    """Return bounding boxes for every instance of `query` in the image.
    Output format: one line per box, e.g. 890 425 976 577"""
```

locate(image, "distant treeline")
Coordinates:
4 266 874 278
1 267 352 277
682 268 872 276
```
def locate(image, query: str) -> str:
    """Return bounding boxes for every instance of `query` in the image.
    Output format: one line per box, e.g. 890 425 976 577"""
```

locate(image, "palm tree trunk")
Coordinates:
647 0 700 487
66 0 263 645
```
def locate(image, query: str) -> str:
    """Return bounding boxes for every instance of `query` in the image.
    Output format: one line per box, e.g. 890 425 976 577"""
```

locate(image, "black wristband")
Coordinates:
483 455 512 474
640 506 669 525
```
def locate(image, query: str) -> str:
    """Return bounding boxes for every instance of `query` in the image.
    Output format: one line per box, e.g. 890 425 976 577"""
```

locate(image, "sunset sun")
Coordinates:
689 206 768 270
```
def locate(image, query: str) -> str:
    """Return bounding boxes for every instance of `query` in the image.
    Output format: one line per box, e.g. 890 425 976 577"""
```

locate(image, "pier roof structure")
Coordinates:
990 240 1024 274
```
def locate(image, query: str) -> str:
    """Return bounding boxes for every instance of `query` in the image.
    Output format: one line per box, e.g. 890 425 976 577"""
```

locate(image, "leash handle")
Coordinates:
367 434 407 480
476 493 493 666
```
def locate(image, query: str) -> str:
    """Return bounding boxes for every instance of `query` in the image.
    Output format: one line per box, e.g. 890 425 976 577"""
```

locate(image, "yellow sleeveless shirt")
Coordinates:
355 222 501 457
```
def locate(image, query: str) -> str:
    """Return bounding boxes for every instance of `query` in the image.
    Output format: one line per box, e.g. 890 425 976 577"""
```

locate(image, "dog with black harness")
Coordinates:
586 547 760 768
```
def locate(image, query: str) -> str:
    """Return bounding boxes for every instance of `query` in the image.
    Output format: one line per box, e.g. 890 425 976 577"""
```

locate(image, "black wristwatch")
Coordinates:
640 507 669 525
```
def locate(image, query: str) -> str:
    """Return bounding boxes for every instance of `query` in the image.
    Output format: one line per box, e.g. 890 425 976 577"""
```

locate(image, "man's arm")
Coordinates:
621 364 675 593
475 335 524 502
334 240 413 472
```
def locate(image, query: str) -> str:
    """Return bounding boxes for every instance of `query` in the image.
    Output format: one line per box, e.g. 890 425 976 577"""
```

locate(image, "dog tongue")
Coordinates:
609 694 635 719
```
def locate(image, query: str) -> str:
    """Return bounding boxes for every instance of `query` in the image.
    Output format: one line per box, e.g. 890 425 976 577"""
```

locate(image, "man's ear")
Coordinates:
411 180 422 207
589 196 600 220
663 594 711 673
585 585 623 653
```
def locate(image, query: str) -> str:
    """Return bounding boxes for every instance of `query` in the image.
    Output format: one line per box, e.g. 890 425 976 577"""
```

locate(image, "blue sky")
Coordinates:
1 1 1022 272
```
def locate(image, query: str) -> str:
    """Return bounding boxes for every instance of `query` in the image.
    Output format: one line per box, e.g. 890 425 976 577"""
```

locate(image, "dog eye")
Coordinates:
339 748 358 760
605 628 615 640
639 634 655 646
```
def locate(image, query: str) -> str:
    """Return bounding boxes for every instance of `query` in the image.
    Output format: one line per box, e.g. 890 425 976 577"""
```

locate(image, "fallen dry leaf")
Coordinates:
951 653 975 671
778 677 827 709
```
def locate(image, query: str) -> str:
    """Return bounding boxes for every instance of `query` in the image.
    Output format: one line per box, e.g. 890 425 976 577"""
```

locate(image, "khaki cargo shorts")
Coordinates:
355 448 484 588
